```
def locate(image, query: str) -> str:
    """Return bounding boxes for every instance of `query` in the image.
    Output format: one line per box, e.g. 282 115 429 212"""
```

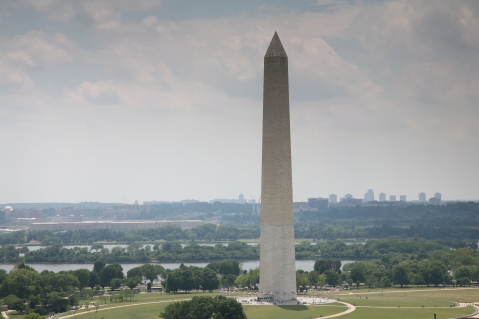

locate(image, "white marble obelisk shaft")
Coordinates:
259 32 296 301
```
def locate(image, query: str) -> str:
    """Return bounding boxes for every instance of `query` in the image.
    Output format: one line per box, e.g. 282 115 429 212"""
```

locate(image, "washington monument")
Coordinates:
259 32 296 301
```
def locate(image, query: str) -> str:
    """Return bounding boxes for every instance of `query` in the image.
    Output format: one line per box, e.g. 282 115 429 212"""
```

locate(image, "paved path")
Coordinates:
57 299 190 318
456 302 479 318
1 311 9 319
313 302 356 319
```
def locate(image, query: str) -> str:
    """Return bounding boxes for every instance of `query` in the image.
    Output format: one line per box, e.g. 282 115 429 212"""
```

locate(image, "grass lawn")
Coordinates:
62 301 475 319
334 292 454 307
341 306 475 319
24 288 479 319
61 301 170 319
61 302 348 319
404 288 479 303
243 304 347 319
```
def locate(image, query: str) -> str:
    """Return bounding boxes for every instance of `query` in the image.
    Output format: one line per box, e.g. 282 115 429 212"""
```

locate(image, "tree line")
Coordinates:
298 202 479 228
0 238 471 263
0 261 166 316
3 221 479 250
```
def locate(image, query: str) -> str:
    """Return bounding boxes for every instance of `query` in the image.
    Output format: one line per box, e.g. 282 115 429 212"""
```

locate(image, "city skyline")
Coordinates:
1 1 478 203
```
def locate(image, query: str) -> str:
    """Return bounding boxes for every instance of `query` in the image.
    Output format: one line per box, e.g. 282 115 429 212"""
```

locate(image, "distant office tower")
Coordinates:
345 194 353 199
308 197 329 210
400 195 406 202
239 194 245 201
379 192 386 202
434 192 441 201
390 195 396 202
364 189 374 202
329 194 337 204
419 192 426 202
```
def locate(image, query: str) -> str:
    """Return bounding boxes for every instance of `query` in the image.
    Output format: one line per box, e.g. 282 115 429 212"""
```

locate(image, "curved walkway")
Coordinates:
58 299 190 318
313 302 356 319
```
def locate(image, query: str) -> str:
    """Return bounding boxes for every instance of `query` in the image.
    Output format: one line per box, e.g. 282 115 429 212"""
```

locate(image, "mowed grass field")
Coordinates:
21 288 479 319
59 302 348 319
341 306 475 319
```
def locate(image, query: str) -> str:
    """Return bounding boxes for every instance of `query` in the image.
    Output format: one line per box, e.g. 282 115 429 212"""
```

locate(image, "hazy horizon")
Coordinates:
1 1 478 203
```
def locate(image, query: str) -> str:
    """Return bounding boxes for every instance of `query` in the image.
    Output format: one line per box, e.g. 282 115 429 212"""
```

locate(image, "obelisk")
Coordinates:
259 32 296 302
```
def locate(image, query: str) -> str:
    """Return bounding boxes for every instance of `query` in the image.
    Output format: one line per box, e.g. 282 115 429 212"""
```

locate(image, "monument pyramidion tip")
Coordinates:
265 32 287 57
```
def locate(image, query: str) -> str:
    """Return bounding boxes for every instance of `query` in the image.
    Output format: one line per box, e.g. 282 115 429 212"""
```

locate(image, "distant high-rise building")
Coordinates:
239 194 245 201
434 192 441 201
379 192 386 202
345 194 353 199
390 195 396 202
364 189 374 202
329 194 337 204
419 192 426 202
400 195 406 202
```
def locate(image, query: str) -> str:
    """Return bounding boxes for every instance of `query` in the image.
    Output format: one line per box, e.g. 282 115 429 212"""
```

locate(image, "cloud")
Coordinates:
1 1 479 201
0 30 77 95
17 0 162 29
70 81 122 106
288 37 381 100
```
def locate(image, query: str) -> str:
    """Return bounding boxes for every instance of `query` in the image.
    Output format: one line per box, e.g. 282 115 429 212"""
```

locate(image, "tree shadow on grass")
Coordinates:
277 305 309 311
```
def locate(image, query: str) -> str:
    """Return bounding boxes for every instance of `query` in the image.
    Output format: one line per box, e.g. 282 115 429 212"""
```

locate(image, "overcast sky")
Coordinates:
1 0 478 204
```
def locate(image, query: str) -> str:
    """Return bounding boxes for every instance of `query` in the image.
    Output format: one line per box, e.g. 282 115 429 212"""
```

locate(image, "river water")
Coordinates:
0 259 355 273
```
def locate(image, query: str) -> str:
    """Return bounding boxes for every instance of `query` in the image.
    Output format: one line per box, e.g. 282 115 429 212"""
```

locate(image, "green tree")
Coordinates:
74 269 90 290
218 260 240 276
126 276 142 289
392 264 409 287
221 274 237 287
213 295 247 319
200 268 219 292
110 278 122 290
429 262 447 287
89 271 100 289
379 276 391 288
349 262 366 288
100 264 123 289
4 268 39 299
4 294 26 313
159 295 245 319
93 260 106 273
409 273 426 287
314 259 342 274
323 270 340 286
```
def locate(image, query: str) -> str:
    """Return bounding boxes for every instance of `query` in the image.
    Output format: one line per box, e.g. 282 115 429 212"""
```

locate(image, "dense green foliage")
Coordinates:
0 237 469 263
0 262 162 315
296 247 479 290
25 224 259 245
159 295 246 319
298 202 479 227
163 263 220 293
22 241 259 263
